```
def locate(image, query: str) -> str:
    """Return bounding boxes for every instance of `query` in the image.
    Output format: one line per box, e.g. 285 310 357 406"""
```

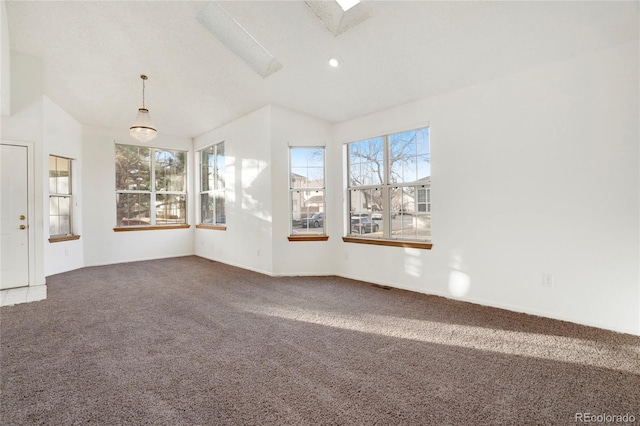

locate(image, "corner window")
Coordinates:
346 127 431 244
290 147 326 237
49 155 75 239
198 142 225 227
115 144 187 227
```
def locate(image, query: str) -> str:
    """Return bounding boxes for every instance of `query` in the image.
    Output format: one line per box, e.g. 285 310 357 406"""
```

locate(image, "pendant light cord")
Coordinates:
140 74 148 109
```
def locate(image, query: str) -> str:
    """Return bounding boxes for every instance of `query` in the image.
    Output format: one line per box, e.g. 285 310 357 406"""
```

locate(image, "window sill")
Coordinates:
113 225 190 232
48 235 81 243
342 236 432 249
288 235 329 242
195 224 227 231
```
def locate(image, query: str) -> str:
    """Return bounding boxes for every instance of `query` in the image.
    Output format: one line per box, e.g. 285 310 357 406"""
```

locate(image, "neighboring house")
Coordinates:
350 176 431 216
291 174 323 223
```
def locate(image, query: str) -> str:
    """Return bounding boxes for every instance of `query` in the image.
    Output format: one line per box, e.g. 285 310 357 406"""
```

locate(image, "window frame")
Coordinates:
344 127 432 249
114 143 189 231
48 154 80 242
196 141 226 231
288 146 328 242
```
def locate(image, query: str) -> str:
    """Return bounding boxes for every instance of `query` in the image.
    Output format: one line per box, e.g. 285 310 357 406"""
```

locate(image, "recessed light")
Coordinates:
328 57 341 68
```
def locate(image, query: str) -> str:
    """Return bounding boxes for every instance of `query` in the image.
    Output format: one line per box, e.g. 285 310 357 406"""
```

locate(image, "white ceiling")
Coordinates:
6 0 639 139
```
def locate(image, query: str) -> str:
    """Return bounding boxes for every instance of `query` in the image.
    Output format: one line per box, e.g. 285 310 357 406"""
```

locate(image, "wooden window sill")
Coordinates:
48 235 81 243
195 224 227 231
288 235 329 242
342 236 432 249
113 225 190 232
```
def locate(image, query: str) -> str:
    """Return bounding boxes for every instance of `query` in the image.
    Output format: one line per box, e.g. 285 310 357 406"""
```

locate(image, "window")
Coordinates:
49 155 77 240
346 127 431 245
198 142 225 227
289 147 326 239
417 187 431 213
115 144 187 228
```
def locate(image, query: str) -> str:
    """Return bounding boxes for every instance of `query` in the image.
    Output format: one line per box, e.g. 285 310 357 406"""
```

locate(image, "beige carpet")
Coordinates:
1 256 638 425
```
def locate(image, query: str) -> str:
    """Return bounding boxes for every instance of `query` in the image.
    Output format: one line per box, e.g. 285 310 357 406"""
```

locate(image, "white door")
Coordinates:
0 144 29 289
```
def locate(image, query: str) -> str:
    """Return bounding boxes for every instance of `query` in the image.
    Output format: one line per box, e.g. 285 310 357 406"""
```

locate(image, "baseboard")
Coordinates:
336 272 640 337
195 254 274 277
83 252 196 269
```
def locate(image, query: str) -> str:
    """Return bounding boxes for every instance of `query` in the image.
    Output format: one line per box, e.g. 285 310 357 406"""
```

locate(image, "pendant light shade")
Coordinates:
130 75 157 143
130 108 157 143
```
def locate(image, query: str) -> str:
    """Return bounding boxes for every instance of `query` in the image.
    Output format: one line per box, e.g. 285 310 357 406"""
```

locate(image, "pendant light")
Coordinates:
129 75 157 143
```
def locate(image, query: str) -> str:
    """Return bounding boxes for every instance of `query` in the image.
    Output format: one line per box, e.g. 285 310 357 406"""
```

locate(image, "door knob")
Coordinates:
19 225 26 230
19 215 25 220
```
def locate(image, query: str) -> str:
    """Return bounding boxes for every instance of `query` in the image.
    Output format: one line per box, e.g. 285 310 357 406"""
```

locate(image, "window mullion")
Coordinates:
65 193 73 236
150 149 157 225
289 188 296 235
213 145 219 223
197 150 202 224
116 190 147 194
383 135 390 239
382 186 389 239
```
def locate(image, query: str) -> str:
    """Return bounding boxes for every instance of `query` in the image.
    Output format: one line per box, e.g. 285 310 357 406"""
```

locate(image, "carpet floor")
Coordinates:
1 256 638 425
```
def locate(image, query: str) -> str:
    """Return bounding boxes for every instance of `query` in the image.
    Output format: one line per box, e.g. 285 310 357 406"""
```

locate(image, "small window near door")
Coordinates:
49 155 79 241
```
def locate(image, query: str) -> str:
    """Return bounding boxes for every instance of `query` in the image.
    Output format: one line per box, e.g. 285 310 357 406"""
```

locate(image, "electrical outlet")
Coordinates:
257 249 260 257
541 273 553 288
64 248 69 257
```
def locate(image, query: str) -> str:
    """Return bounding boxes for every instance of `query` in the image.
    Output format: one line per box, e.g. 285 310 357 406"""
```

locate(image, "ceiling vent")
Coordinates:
197 2 283 78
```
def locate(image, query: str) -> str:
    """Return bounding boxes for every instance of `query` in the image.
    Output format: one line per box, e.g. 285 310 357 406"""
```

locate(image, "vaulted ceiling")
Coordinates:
6 1 638 138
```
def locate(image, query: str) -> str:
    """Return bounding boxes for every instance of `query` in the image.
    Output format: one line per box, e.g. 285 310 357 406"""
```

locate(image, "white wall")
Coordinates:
3 54 86 278
42 97 84 276
1 53 46 286
333 41 640 335
193 105 335 276
1 1 10 117
4 34 636 335
193 106 273 274
82 125 194 267
270 105 334 275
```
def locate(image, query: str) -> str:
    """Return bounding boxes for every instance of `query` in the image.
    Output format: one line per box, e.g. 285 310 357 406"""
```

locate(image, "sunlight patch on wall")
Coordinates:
448 252 470 297
241 158 271 223
448 271 470 297
404 247 423 278
225 156 236 204
241 158 266 189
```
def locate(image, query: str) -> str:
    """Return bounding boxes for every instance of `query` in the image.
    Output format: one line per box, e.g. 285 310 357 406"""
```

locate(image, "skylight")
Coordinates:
306 0 371 37
336 0 360 12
